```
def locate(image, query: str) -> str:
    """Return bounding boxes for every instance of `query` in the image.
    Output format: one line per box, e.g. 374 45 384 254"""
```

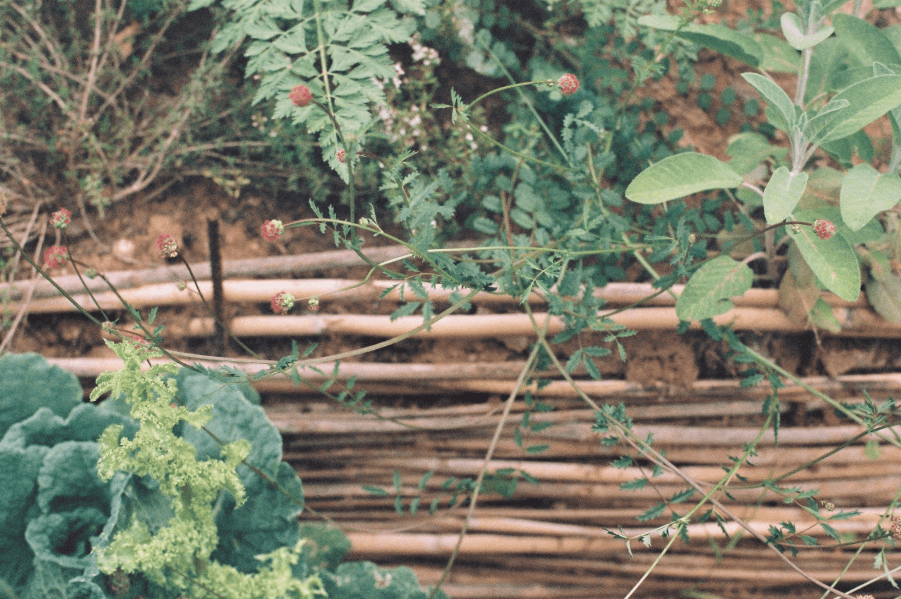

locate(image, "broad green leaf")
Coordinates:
638 15 763 66
875 0 901 7
885 24 901 54
822 0 852 12
742 73 797 133
840 163 901 230
753 32 801 73
625 153 743 204
866 272 901 322
0 353 82 439
829 66 879 90
676 256 754 321
833 14 901 67
804 37 844 102
809 298 843 332
778 262 821 327
813 75 901 143
795 205 883 246
804 96 851 141
763 167 808 224
726 132 787 175
781 13 834 51
788 226 861 301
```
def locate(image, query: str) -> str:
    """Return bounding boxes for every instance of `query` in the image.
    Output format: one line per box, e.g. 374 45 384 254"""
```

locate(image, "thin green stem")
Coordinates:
742 345 901 449
477 41 571 165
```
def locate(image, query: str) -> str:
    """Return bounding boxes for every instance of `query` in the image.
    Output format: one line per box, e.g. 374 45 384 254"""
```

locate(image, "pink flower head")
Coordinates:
289 84 312 107
814 219 836 240
558 74 579 96
128 333 150 346
337 149 346 163
44 245 68 269
271 291 295 315
51 208 71 229
891 514 901 540
157 234 178 258
308 297 320 311
261 219 284 242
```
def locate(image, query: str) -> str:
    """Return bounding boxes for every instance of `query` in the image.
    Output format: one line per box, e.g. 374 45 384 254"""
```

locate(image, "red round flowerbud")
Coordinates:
558 73 579 96
289 84 312 107
337 149 346 163
261 219 284 242
813 219 836 240
51 208 71 229
271 291 295 315
308 297 320 311
157 234 178 258
44 245 68 269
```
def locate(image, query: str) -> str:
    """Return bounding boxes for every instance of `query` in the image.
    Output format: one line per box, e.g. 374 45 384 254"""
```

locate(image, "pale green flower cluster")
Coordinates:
90 340 326 598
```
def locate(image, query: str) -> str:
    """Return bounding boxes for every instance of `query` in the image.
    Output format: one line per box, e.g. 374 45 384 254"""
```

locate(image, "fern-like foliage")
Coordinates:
191 0 424 180
543 0 697 79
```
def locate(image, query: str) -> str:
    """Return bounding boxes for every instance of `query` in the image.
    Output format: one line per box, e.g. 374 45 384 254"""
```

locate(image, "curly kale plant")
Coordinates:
0 353 137 598
0 347 445 599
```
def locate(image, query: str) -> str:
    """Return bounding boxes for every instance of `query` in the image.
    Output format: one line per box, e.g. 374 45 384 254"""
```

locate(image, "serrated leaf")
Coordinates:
565 349 582 374
763 167 808 224
353 0 385 11
840 163 901 230
626 153 743 204
788 225 861 301
611 456 633 468
676 256 754 321
820 522 841 541
620 477 648 491
638 502 666 522
583 355 601 379
390 301 421 320
668 487 696 504
866 438 882 459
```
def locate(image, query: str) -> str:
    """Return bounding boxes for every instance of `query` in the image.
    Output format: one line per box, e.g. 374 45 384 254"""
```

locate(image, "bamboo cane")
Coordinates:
152 306 898 338
11 277 870 313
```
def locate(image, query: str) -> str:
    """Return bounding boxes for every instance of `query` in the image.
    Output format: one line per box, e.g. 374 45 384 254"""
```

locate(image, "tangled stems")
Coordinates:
523 304 860 598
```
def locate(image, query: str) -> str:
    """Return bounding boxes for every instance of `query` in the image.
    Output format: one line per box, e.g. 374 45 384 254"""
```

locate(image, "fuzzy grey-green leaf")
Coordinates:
763 167 808 224
676 256 754 321
789 226 861 301
840 163 901 230
626 153 743 204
